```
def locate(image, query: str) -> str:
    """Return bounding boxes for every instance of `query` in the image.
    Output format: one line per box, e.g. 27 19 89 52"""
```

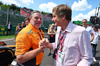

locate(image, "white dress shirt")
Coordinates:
8 24 11 29
85 26 94 39
52 21 93 66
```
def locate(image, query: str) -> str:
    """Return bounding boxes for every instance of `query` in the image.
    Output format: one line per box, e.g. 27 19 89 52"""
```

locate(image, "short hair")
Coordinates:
24 18 30 22
52 4 72 21
93 25 98 29
18 23 21 25
82 19 87 22
30 10 41 18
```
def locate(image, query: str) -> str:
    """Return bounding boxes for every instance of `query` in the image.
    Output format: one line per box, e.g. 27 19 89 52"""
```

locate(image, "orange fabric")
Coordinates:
16 26 18 31
15 23 44 65
50 35 54 37
48 29 55 37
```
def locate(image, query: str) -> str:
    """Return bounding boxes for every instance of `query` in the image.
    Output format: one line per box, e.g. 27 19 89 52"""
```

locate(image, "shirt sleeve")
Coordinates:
77 30 93 66
90 27 94 34
98 31 100 36
15 34 31 55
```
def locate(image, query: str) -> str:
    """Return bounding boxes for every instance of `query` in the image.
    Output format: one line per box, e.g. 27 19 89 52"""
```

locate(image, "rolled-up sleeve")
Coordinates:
77 30 93 66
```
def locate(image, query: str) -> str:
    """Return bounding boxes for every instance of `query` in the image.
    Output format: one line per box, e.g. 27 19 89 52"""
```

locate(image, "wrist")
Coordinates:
39 47 44 52
47 43 50 48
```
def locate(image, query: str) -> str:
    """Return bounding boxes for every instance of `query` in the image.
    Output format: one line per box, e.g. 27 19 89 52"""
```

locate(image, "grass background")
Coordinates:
0 35 15 40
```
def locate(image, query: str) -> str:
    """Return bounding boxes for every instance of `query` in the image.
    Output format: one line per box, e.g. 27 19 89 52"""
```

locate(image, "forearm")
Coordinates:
90 36 94 42
90 33 94 42
47 43 53 49
17 48 43 63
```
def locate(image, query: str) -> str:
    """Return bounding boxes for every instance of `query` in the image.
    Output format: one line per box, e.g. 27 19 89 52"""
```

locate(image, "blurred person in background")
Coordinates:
7 21 12 35
82 19 94 42
91 25 100 62
48 24 56 56
15 23 21 36
24 17 30 26
21 22 26 29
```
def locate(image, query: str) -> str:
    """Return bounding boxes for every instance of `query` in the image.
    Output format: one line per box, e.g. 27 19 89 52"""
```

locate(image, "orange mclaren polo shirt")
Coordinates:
15 23 44 65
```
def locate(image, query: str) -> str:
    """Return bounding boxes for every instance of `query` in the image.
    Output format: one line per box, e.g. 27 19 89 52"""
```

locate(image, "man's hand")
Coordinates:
39 38 49 50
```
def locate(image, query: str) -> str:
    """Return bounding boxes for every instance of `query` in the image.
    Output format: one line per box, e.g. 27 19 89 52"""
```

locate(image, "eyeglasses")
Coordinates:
82 22 87 23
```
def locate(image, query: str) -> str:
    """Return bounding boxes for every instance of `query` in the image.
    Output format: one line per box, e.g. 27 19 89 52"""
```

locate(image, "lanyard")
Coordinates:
57 30 67 52
39 28 43 40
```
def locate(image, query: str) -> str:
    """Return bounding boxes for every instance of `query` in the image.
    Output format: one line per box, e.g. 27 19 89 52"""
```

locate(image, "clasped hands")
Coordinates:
39 38 49 50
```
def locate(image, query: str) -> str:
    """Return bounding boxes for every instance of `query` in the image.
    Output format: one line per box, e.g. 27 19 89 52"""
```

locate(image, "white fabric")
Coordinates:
85 26 94 39
52 21 93 66
8 24 10 29
91 31 100 44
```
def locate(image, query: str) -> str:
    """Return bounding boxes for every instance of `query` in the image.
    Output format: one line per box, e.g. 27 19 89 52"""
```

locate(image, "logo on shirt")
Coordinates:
36 36 40 40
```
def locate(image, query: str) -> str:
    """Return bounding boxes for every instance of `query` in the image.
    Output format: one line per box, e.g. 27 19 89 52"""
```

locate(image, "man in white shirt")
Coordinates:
39 4 93 66
82 19 94 42
7 21 12 35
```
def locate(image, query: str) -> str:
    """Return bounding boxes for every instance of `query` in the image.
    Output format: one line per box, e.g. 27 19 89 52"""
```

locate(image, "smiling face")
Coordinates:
52 11 63 27
82 19 87 27
30 12 42 29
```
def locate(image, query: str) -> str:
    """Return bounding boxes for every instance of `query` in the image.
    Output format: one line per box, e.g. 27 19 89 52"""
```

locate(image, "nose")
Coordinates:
38 18 42 21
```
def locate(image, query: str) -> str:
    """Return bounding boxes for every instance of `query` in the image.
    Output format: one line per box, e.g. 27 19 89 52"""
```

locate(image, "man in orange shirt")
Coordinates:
15 10 44 66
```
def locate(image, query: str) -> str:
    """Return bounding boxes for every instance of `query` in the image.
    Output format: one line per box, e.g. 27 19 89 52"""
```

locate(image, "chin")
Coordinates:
55 24 60 26
37 26 41 28
55 23 58 26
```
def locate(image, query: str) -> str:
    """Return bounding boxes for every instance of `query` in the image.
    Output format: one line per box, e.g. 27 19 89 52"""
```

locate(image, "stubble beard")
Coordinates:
31 22 41 29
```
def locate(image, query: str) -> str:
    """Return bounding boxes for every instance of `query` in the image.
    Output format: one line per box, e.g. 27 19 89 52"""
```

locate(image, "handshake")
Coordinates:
39 38 50 50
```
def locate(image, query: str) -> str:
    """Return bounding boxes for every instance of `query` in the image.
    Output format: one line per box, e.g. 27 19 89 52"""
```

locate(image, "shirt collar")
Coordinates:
28 23 40 32
61 21 73 33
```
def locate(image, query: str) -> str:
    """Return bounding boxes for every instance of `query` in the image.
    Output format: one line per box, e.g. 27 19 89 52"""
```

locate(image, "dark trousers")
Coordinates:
7 29 11 35
91 44 97 57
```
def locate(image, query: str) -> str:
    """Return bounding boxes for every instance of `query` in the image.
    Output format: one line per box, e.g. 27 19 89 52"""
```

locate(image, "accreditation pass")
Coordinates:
57 50 65 64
